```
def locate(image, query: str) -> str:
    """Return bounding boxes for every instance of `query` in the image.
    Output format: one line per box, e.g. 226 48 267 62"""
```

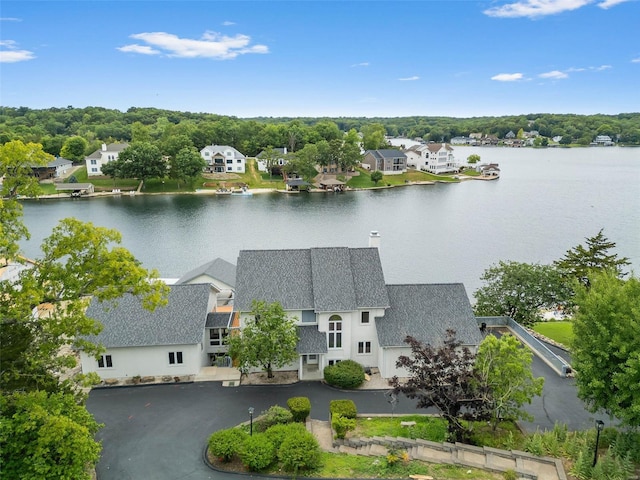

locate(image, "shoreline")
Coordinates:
23 175 493 201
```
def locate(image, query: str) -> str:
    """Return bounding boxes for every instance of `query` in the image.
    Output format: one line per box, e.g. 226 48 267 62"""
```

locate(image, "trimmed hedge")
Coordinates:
264 423 308 449
323 359 365 388
255 405 293 432
241 434 276 471
329 399 357 419
287 397 311 422
208 428 247 462
278 428 322 473
332 414 356 439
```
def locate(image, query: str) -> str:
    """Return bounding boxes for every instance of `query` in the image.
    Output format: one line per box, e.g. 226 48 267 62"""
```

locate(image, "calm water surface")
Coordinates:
20 147 640 297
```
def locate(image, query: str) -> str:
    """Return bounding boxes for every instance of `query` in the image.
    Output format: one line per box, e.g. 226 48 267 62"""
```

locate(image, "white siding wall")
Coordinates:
80 344 203 379
379 346 412 379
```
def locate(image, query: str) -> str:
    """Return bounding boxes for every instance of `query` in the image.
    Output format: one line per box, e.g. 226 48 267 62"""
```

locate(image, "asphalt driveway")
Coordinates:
86 357 603 480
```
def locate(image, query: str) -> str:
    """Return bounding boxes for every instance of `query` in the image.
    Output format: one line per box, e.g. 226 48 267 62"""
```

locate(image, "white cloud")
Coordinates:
593 64 612 71
0 17 22 22
484 0 592 18
119 30 269 60
566 66 587 72
491 72 524 81
597 0 631 8
222 21 236 26
0 40 35 63
117 44 160 55
632 57 640 63
398 76 419 81
539 70 569 79
351 62 369 67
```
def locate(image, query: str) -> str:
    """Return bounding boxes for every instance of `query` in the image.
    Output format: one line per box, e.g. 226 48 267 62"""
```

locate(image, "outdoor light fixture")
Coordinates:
593 420 605 467
248 407 254 436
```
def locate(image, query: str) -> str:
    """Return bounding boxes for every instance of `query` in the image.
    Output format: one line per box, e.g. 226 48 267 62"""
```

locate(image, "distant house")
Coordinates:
200 145 246 173
477 163 501 177
505 131 516 139
80 284 218 379
451 136 477 146
85 143 129 176
481 135 499 146
30 157 73 179
592 135 615 146
256 147 288 173
404 143 458 174
362 149 407 174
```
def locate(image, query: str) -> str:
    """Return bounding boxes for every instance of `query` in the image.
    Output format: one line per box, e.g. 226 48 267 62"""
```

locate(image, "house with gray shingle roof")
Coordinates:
176 257 236 291
404 143 458 174
79 284 217 379
85 143 129 176
234 246 481 379
200 145 246 173
362 149 407 174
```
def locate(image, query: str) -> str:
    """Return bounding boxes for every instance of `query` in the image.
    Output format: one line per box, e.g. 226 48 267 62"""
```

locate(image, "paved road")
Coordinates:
87 364 603 480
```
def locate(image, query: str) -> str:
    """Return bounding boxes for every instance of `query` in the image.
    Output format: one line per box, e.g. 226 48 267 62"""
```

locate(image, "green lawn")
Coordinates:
532 321 574 347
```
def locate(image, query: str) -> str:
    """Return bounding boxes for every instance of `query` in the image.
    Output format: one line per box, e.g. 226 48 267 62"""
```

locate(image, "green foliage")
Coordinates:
474 334 544 429
118 141 165 185
170 146 206 188
60 136 88 161
323 359 365 388
208 428 248 462
531 321 574 346
240 434 276 471
255 405 293 432
503 470 518 480
354 415 449 442
554 229 630 284
370 169 383 184
473 261 572 326
467 153 481 164
264 423 308 449
332 414 356 439
329 399 358 419
228 300 299 378
277 428 322 473
610 430 640 462
287 396 311 422
0 390 102 480
571 272 640 427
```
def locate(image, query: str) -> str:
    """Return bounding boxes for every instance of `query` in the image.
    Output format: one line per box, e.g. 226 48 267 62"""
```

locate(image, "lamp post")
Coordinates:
593 420 605 467
248 407 254 436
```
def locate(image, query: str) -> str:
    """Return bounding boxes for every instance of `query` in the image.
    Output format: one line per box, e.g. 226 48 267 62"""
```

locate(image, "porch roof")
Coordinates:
296 325 328 354
206 311 232 328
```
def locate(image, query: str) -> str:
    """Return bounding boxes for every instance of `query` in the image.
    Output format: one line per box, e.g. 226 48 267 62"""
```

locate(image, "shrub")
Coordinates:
323 359 365 388
329 399 357 419
278 429 321 473
332 414 356 439
208 428 247 462
503 470 518 480
287 397 311 422
255 405 293 432
240 434 276 471
264 423 308 450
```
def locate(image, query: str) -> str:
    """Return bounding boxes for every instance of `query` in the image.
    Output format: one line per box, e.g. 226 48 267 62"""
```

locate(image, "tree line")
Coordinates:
2 107 639 160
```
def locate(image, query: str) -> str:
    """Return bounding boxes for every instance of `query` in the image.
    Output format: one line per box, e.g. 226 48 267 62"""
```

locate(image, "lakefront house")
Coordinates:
80 234 482 382
85 143 129 176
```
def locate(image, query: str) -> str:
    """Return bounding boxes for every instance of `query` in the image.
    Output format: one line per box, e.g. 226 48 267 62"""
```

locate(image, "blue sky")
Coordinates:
1 0 639 117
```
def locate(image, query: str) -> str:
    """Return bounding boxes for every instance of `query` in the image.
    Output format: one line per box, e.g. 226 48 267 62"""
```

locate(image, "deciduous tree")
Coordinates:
170 146 206 188
474 334 544 430
473 261 572 326
571 272 640 427
118 141 166 187
389 331 485 442
60 135 88 161
370 170 383 185
228 301 298 378
467 154 480 164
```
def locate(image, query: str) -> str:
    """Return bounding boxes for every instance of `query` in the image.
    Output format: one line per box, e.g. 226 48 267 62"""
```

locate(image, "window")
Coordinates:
328 316 342 349
226 159 233 164
328 359 342 366
97 355 112 368
301 310 316 323
90 159 97 165
91 168 98 173
358 341 372 354
168 351 183 365
361 311 370 324
209 328 228 346
237 159 242 163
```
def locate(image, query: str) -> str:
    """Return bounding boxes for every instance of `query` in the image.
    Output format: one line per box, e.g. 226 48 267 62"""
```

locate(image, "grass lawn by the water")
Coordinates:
532 321 574 347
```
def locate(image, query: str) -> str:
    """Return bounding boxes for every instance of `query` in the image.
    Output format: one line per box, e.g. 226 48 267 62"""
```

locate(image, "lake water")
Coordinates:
19 147 640 298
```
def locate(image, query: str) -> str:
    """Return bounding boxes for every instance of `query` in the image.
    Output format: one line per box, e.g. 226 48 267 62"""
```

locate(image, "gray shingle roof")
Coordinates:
365 149 407 159
84 284 213 348
375 284 483 348
234 247 388 312
86 143 129 159
297 325 328 354
206 312 232 328
176 258 237 288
